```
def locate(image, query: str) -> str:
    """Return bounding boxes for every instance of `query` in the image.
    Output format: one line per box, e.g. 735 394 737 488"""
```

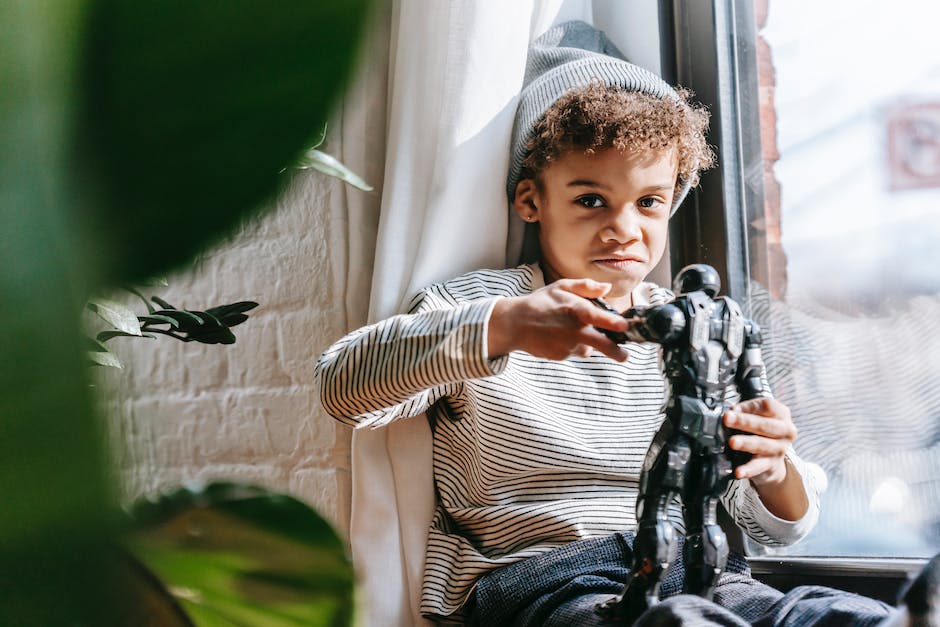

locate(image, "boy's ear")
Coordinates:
512 179 540 223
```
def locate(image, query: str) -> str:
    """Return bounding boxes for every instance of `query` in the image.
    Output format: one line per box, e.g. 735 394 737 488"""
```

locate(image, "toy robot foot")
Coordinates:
594 585 652 624
900 551 940 625
594 595 626 620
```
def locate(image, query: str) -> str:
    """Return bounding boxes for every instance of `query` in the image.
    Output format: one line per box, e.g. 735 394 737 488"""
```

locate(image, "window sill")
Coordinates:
748 556 926 604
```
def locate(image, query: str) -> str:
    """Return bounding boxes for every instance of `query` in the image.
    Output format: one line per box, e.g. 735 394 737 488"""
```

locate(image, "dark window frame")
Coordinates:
660 0 768 306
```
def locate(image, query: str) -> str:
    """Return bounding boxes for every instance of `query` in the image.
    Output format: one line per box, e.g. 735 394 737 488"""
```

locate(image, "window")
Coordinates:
665 0 940 560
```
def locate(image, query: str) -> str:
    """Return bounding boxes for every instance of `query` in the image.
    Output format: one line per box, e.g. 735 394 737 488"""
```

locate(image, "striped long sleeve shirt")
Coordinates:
316 264 820 619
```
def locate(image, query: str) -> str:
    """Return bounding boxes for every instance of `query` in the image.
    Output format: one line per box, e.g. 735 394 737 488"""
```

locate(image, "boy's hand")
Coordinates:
724 398 809 520
488 279 630 362
724 397 809 521
724 397 797 485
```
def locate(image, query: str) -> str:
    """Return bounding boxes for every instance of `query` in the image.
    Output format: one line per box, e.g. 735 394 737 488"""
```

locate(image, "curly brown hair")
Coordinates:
520 81 715 191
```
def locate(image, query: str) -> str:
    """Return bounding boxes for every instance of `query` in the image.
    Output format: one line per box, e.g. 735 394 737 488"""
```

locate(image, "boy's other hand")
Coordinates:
487 279 630 362
724 397 809 521
724 397 797 485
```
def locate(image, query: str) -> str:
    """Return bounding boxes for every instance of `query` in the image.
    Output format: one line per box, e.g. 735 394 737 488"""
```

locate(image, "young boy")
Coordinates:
318 20 928 626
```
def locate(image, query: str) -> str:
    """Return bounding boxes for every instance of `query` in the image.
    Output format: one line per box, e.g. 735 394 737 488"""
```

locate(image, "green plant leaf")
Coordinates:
124 285 156 313
88 298 143 335
153 308 205 327
125 483 355 627
140 313 182 328
310 123 328 150
83 0 374 283
112 548 197 626
97 329 157 342
204 301 259 329
86 335 124 367
193 326 237 345
87 348 124 368
151 296 177 310
1 1 120 623
296 148 374 192
206 301 259 316
136 303 255 344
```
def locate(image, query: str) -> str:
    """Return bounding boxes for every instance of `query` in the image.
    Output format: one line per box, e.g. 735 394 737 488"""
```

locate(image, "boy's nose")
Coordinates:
602 208 642 243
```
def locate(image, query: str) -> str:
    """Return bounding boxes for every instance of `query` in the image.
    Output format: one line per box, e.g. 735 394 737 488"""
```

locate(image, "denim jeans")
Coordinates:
466 532 894 626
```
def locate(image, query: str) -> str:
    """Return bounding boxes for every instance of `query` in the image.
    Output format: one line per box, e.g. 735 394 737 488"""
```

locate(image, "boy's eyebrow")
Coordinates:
639 184 676 194
566 180 676 193
567 179 610 190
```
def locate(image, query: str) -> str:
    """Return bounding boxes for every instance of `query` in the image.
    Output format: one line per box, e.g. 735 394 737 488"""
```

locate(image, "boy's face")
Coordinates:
513 146 678 309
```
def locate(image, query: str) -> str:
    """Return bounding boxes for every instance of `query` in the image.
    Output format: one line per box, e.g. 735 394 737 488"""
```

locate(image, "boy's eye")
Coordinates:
638 197 663 209
576 195 605 209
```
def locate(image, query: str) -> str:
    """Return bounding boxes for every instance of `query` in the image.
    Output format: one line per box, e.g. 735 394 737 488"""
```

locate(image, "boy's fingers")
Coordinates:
724 411 796 439
577 307 629 333
579 328 630 362
567 298 628 331
734 456 777 480
728 434 789 457
734 397 787 418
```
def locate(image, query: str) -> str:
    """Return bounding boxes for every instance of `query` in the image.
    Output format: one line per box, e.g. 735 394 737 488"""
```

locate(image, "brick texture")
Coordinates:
99 169 354 538
755 0 788 299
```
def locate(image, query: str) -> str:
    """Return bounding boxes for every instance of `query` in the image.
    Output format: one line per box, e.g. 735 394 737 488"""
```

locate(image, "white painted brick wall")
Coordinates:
100 170 355 538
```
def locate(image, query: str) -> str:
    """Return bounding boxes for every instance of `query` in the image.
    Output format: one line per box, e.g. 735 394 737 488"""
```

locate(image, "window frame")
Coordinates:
660 0 768 304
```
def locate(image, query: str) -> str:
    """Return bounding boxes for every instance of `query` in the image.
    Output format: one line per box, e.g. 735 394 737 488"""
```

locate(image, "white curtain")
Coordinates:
336 2 595 625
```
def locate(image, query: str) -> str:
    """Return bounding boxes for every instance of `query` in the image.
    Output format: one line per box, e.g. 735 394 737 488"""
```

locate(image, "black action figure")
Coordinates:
590 264 767 624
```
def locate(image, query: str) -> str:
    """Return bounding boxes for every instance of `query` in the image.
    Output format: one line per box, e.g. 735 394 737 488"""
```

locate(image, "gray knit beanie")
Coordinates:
507 21 692 215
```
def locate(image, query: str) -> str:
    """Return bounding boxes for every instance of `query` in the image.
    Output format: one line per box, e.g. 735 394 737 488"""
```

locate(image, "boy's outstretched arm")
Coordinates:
487 278 630 362
725 397 809 521
316 289 508 428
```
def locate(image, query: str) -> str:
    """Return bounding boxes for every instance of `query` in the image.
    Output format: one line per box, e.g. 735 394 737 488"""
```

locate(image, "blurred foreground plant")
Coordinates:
122 483 355 627
1 0 373 624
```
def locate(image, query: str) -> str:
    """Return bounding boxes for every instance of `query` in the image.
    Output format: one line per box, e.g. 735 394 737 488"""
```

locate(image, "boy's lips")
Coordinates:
594 256 647 271
595 253 646 263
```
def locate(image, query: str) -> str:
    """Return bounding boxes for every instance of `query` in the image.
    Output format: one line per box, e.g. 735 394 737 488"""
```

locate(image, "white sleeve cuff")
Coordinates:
737 452 820 546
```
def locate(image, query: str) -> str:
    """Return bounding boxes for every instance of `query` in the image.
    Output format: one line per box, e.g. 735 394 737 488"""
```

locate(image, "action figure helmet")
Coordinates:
674 264 720 297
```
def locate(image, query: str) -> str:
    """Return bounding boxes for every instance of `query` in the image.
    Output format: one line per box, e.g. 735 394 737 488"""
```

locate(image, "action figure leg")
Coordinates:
630 503 680 607
596 435 689 623
682 494 728 600
595 493 678 623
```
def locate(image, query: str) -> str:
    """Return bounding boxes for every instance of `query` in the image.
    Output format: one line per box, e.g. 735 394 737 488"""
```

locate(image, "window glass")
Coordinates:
749 0 940 558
